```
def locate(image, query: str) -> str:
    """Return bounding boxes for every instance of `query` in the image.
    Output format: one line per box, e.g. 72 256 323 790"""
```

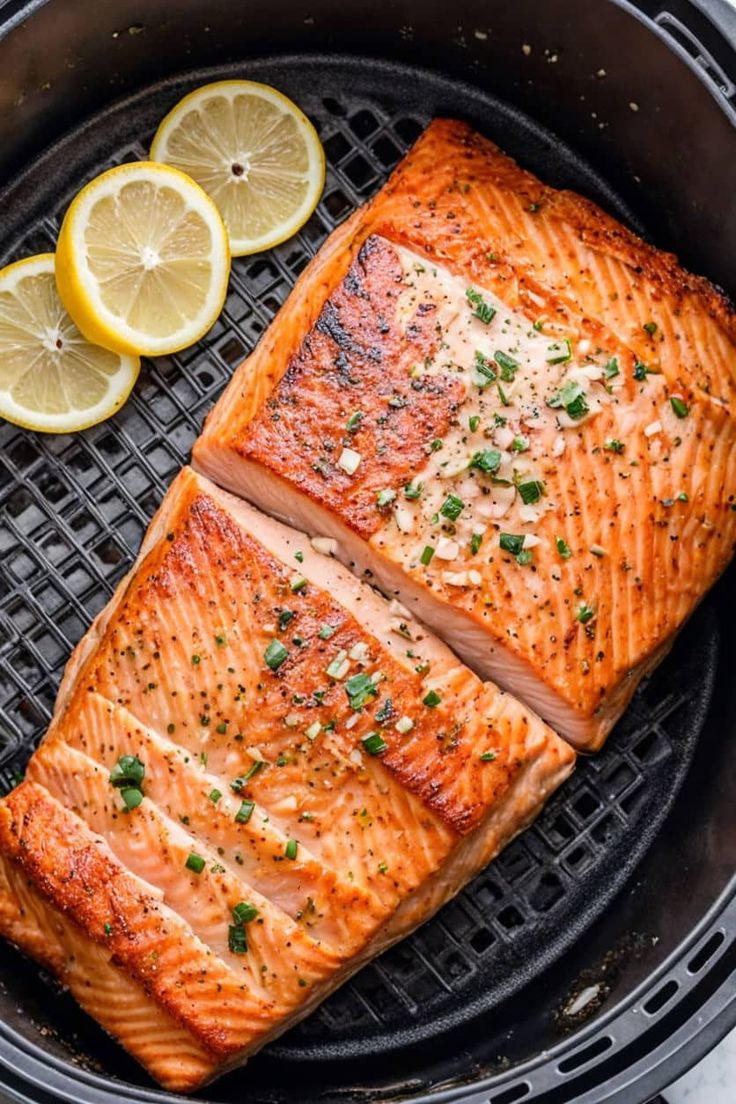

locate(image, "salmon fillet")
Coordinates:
194 118 736 750
0 467 573 1089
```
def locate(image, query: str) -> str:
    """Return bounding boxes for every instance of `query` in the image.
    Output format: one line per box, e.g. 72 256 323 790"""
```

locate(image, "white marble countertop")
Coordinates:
666 1027 736 1102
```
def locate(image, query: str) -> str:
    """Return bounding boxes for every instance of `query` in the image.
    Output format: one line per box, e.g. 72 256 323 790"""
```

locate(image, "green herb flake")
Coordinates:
103 922 113 936
643 321 657 336
576 603 595 624
494 350 520 380
469 448 501 475
516 549 534 566
215 633 227 647
480 750 497 762
290 575 307 593
677 492 689 502
110 754 145 790
499 533 525 555
376 488 397 508
466 287 497 325
345 672 379 710
633 361 649 381
420 544 435 566
440 493 464 521
510 435 529 453
232 902 259 925
546 339 572 365
670 396 689 419
423 689 442 708
470 532 483 556
285 839 298 860
556 537 572 559
548 379 589 420
278 609 295 632
209 788 222 804
497 382 511 406
191 654 201 665
264 639 289 671
362 732 389 755
604 358 620 380
185 852 206 875
430 438 444 452
318 623 336 640
228 924 248 955
473 350 497 386
517 479 545 505
404 480 423 500
604 439 625 454
121 787 143 811
346 410 363 432
468 415 481 432
235 800 255 824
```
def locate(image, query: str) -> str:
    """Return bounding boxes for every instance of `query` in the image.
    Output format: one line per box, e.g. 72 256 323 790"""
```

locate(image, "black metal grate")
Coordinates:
0 64 715 1079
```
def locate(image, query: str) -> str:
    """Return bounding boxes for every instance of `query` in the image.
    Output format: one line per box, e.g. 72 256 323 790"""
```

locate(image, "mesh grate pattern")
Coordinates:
0 71 713 1066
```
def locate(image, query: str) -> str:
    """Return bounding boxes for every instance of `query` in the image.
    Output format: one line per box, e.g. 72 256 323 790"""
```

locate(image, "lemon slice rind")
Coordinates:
55 161 231 357
150 80 325 257
0 253 140 434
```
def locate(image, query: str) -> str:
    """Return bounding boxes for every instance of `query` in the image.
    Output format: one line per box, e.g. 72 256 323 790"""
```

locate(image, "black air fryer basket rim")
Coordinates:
0 2 734 1103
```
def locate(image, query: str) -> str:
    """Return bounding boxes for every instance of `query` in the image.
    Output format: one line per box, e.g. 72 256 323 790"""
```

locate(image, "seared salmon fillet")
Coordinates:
0 467 573 1089
194 118 736 750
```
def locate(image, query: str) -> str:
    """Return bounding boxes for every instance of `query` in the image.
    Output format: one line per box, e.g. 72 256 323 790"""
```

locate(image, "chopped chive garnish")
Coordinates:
633 361 650 380
228 924 248 955
191 654 201 665
468 415 480 432
362 731 388 755
546 339 572 364
235 800 255 824
604 439 625 453
556 537 572 559
215 633 227 647
440 493 464 520
232 902 259 925
576 603 595 624
376 488 397 508
497 382 510 406
318 623 336 640
517 479 545 505
604 357 620 379
103 922 113 936
285 839 298 860
499 533 525 555
678 491 689 502
469 448 501 475
516 549 533 565
480 751 497 762
430 438 444 452
493 350 519 380
264 639 289 671
346 410 363 432
466 287 497 324
278 609 295 631
404 479 423 500
510 435 529 452
290 575 308 593
548 379 589 420
231 761 265 793
345 672 379 710
209 788 222 804
643 321 657 336
325 649 348 679
470 532 483 555
423 689 442 707
670 396 689 418
110 754 145 790
420 544 435 566
121 787 143 810
473 350 497 386
532 318 544 332
185 852 205 874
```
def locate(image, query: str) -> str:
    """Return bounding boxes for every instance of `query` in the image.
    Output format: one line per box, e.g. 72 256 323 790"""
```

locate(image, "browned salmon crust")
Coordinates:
0 467 573 1089
194 118 736 750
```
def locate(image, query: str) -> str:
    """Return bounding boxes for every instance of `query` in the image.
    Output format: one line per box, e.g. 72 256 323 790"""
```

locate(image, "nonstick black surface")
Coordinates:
0 53 734 1104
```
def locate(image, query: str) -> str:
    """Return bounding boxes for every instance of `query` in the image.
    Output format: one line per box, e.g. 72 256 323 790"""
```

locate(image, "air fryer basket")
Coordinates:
0 4 734 1104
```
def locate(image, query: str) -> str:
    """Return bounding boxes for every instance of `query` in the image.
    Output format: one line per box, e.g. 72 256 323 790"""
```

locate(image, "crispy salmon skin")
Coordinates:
0 467 573 1089
195 118 736 750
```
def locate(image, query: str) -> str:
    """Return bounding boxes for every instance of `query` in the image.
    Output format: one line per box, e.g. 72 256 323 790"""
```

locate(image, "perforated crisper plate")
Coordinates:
0 56 717 1091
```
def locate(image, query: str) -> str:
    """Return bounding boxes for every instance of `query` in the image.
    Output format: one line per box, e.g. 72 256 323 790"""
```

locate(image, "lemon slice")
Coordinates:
0 254 139 434
150 80 325 256
55 161 230 357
